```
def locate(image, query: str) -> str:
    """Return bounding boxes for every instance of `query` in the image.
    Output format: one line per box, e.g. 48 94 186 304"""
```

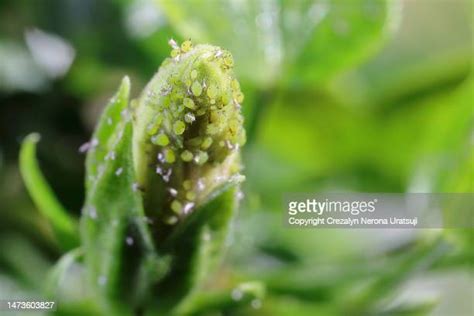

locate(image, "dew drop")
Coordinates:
125 236 134 246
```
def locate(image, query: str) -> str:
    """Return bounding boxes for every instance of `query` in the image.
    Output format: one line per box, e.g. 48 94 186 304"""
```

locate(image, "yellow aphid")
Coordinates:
181 40 193 53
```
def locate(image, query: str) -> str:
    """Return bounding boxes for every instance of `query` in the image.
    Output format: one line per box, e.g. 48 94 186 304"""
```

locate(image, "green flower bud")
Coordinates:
132 41 246 231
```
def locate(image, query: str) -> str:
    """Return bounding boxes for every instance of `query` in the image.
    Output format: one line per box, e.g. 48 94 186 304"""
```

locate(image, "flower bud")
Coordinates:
132 41 246 231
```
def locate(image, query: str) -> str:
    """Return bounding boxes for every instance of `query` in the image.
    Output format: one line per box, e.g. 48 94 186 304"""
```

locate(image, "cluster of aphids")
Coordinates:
141 39 246 225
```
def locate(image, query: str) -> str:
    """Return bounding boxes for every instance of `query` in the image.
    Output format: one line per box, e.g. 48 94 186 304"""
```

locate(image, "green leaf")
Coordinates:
45 247 83 298
19 133 79 250
149 183 239 314
158 0 398 87
81 77 165 313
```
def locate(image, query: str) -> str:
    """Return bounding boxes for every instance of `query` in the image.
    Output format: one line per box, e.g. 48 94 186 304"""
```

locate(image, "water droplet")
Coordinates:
126 236 134 246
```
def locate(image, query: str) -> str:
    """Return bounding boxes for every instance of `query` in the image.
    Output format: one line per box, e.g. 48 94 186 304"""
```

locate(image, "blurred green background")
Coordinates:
0 0 472 315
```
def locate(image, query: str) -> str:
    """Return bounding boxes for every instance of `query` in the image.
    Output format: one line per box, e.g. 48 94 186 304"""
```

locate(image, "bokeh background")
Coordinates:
0 0 472 315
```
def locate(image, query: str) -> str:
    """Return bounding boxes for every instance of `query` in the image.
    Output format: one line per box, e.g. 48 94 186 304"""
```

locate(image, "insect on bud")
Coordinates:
132 40 246 230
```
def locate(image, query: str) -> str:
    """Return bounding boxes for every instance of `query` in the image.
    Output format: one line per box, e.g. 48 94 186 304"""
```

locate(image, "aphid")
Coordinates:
151 133 170 146
171 200 182 214
183 97 196 110
181 39 193 53
164 149 176 163
191 81 203 96
194 151 208 165
173 120 186 135
180 150 193 162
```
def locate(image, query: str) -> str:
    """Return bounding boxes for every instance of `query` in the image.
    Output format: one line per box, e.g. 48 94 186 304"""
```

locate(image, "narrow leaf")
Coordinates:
19 133 79 250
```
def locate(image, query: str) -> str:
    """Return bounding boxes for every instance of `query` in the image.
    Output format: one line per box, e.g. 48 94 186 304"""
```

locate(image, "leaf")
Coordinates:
19 133 79 250
45 247 83 298
149 183 239 314
81 77 166 313
158 0 398 87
